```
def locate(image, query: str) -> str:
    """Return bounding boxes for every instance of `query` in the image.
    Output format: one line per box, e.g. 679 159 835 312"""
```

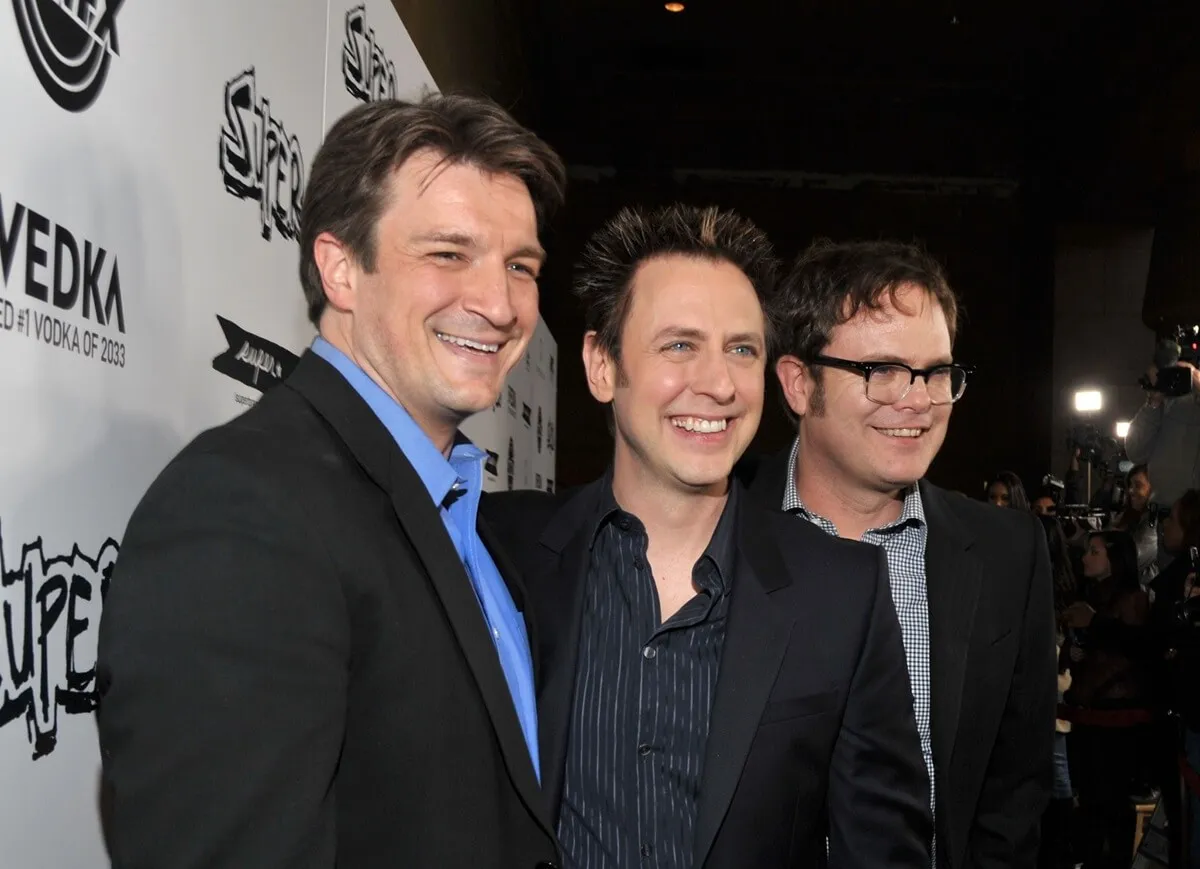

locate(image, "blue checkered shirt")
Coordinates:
783 438 935 866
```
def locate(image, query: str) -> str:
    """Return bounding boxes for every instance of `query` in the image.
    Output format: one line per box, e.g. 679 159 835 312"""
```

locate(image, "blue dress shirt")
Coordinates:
311 337 540 779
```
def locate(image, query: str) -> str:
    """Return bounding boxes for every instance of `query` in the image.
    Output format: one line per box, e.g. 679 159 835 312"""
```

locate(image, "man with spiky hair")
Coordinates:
485 205 932 869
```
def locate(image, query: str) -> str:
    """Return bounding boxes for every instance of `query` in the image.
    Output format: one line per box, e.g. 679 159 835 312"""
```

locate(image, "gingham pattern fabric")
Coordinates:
783 438 936 866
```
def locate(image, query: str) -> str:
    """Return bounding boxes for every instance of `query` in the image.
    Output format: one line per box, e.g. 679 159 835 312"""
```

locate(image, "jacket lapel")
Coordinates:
284 351 552 837
693 499 795 867
478 518 539 672
532 482 604 821
919 480 982 842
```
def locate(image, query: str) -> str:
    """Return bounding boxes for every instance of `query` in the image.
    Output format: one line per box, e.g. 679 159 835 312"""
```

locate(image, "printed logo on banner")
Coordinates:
535 473 542 489
211 316 299 406
546 478 554 494
547 419 556 453
1 192 129 367
549 355 555 377
218 68 305 242
506 386 517 418
342 4 397 103
12 0 125 113
506 438 514 491
0 524 117 759
521 403 532 428
536 407 543 453
484 450 499 477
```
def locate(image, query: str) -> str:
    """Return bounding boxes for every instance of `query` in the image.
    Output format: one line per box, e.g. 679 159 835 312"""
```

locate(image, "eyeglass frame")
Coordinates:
807 354 975 406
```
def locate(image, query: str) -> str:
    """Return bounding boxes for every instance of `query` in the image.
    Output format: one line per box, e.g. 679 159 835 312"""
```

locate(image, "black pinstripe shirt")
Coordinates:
557 485 737 869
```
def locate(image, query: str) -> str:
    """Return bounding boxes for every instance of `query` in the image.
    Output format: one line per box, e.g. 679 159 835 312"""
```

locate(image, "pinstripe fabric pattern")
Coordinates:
783 437 936 867
557 486 737 869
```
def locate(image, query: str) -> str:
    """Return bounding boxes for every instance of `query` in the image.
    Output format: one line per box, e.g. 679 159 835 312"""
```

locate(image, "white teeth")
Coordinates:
878 428 924 438
436 332 500 353
671 416 728 433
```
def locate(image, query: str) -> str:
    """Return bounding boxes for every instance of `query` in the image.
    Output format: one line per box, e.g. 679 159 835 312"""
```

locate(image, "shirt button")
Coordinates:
642 646 656 660
638 743 652 756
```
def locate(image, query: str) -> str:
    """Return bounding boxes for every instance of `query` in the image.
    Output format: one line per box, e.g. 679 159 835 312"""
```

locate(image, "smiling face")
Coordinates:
583 254 767 497
1127 469 1151 512
314 148 544 449
779 283 954 498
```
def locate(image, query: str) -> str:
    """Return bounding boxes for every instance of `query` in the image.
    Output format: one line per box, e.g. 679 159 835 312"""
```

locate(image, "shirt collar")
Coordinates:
311 337 483 508
589 468 741 590
782 436 925 533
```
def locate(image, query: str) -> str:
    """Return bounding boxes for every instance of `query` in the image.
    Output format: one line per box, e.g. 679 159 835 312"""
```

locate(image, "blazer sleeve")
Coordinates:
827 546 934 869
97 450 350 869
966 514 1056 869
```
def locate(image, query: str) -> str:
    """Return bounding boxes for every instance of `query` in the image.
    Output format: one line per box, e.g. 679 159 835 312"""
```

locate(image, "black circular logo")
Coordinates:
13 0 125 112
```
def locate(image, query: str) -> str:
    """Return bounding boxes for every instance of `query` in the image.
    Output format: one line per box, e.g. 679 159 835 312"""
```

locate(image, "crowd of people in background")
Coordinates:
984 460 1200 869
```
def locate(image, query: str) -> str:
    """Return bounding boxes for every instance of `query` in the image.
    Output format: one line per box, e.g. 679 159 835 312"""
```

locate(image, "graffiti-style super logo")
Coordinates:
342 4 397 103
218 68 304 242
12 0 125 112
0 525 117 759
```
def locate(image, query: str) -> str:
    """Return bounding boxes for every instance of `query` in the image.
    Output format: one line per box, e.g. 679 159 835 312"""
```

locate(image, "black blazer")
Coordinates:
483 479 933 869
97 351 559 869
737 449 1056 869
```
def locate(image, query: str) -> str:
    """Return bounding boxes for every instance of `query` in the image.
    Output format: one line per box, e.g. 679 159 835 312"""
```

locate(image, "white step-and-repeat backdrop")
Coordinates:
0 2 555 865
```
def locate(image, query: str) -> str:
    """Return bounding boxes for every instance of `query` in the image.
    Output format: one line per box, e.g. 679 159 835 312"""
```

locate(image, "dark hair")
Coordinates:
573 204 781 362
986 471 1030 511
299 92 567 326
1088 530 1141 595
776 238 960 360
1175 489 1200 549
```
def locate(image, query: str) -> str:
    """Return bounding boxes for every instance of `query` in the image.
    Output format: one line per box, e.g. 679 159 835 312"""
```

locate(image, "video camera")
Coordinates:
1067 422 1120 470
1139 324 1200 397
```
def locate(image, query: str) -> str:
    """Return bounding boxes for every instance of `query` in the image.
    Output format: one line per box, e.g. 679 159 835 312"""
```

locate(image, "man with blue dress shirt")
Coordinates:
97 93 567 869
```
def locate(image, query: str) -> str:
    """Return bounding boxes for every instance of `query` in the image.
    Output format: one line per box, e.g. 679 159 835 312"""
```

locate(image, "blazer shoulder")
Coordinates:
923 480 1040 542
748 499 884 576
144 389 351 513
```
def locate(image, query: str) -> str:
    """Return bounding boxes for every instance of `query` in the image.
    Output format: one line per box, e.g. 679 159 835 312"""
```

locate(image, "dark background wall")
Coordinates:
393 0 1200 496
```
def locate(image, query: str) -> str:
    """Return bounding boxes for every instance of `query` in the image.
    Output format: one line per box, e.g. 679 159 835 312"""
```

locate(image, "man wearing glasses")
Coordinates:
736 239 1055 869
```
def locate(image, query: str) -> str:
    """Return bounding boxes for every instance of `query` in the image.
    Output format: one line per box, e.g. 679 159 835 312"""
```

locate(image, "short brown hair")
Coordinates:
775 238 960 363
299 93 567 325
775 239 961 422
574 204 780 361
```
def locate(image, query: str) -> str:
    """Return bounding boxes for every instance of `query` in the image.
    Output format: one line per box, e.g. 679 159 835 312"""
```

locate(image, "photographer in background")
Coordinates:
1110 464 1160 588
1126 330 1200 509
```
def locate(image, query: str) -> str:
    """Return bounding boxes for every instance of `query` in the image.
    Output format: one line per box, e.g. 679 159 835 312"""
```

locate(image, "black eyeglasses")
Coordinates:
809 355 974 406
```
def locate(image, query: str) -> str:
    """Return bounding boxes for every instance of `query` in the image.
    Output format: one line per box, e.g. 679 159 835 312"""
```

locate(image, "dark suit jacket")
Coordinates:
483 479 933 869
97 351 559 869
737 449 1056 869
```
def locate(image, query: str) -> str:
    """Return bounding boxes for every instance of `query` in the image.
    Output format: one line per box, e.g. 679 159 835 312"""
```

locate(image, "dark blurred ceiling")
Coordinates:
511 0 1200 219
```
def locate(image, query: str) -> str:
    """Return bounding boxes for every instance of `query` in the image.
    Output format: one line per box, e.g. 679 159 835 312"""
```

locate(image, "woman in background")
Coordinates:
986 470 1030 511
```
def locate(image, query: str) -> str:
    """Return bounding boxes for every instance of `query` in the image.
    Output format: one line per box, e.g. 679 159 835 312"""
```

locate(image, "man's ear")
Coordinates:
775 355 815 418
313 232 357 314
582 331 616 404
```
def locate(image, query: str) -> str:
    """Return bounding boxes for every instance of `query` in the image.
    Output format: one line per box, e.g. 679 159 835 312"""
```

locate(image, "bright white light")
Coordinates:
1074 390 1102 413
1115 421 1130 438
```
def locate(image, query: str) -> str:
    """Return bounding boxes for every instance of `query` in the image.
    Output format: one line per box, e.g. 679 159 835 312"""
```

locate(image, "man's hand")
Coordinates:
1063 601 1095 629
1145 366 1165 408
1185 361 1200 394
